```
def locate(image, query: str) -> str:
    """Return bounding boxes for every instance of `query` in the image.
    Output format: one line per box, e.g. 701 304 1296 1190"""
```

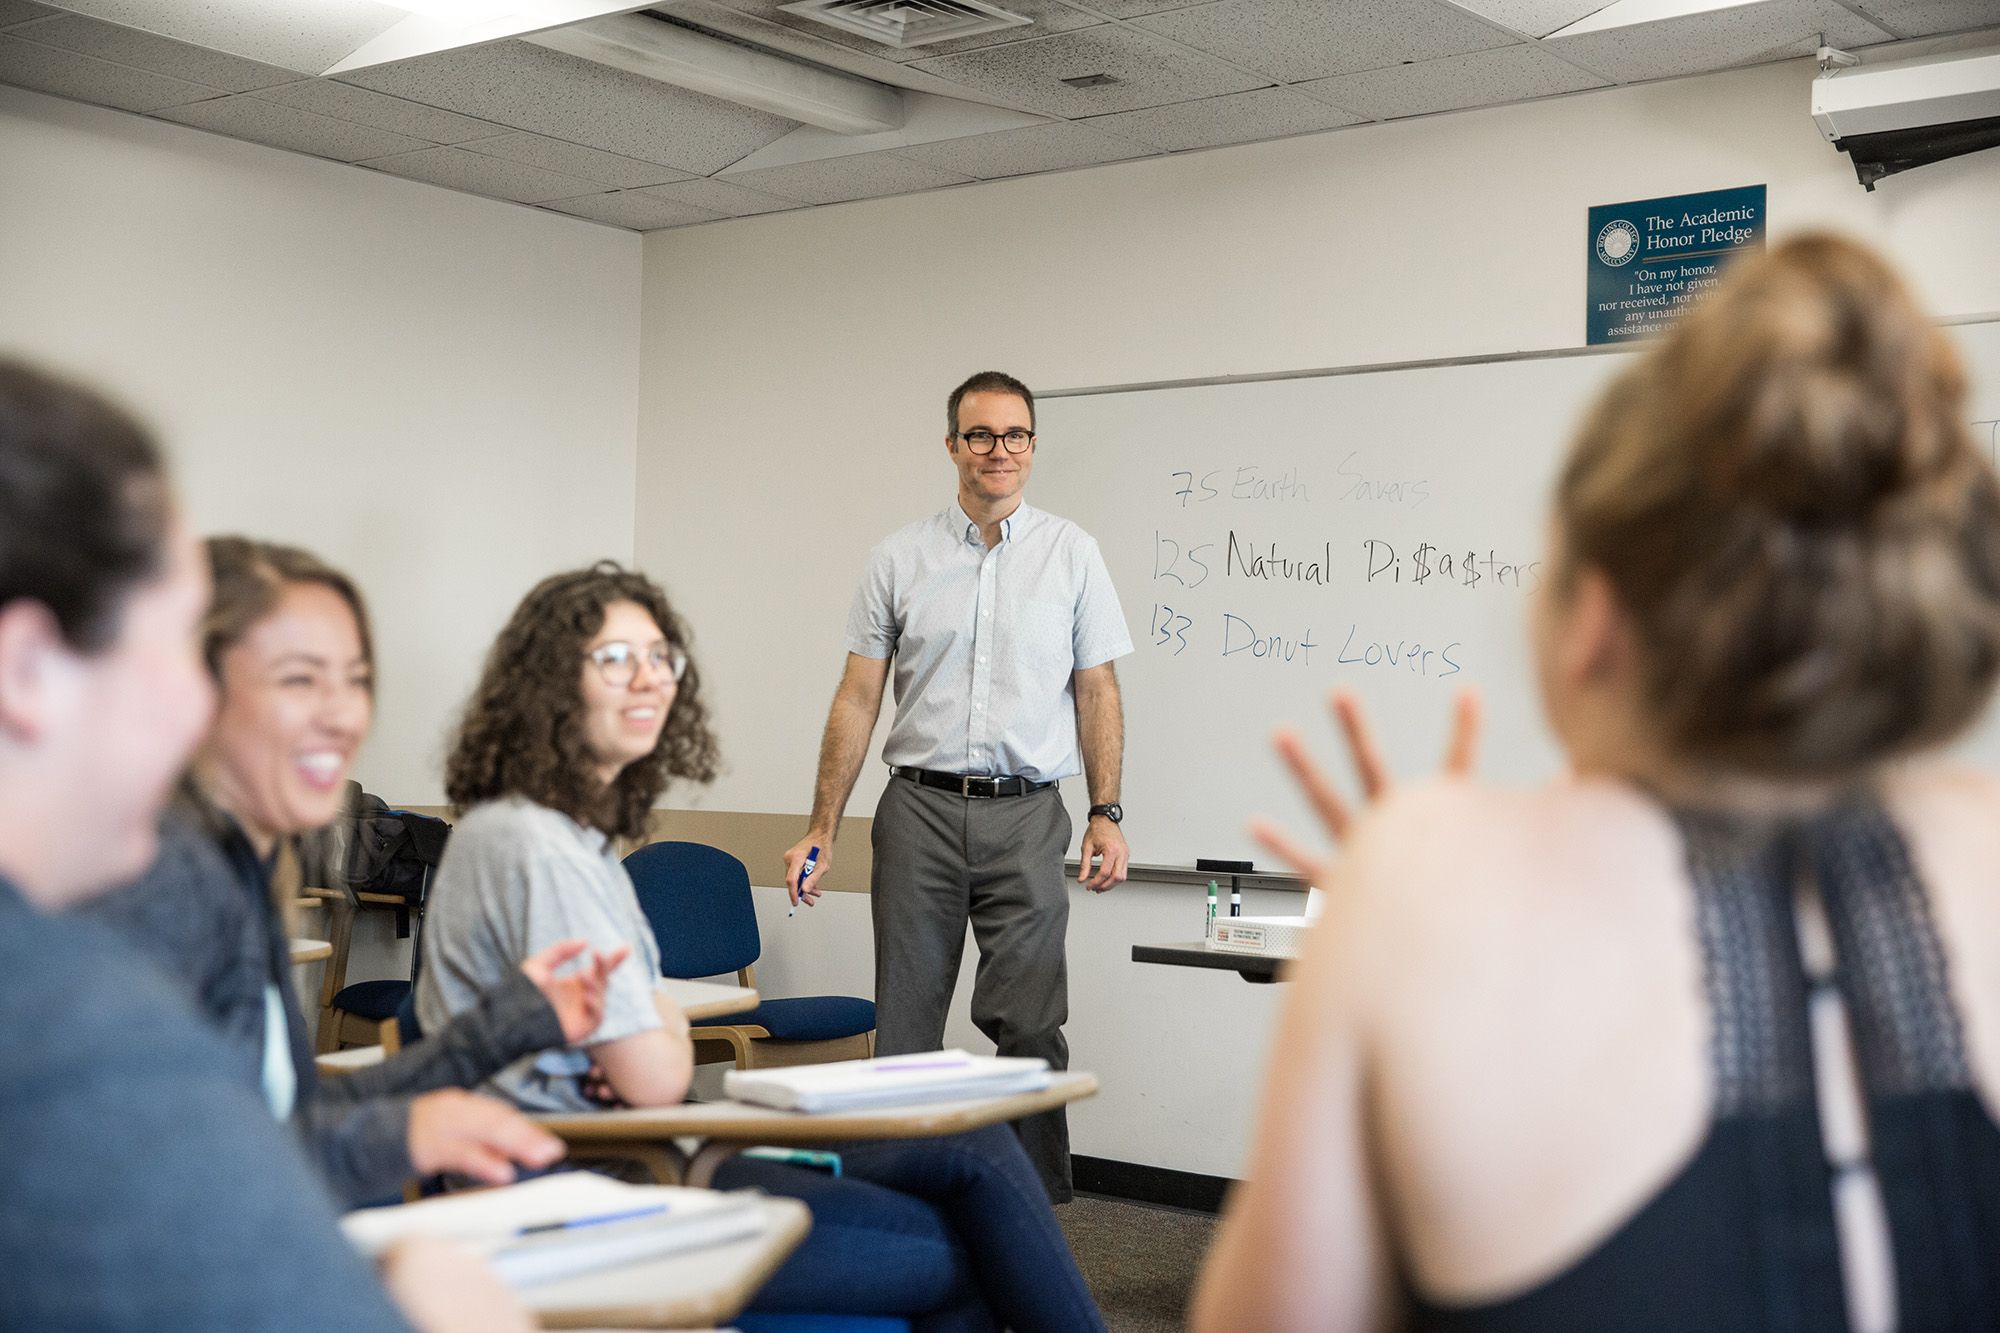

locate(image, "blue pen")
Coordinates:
790 845 819 917
517 1203 669 1236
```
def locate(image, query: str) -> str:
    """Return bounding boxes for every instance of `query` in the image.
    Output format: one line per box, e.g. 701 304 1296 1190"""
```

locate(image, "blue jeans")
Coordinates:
715 1123 1104 1333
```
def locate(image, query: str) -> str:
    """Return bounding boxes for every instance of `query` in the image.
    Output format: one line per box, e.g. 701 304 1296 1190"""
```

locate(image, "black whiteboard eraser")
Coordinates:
1196 858 1254 873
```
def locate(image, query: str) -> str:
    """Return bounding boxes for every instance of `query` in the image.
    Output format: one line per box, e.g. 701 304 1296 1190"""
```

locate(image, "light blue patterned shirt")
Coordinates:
845 500 1132 784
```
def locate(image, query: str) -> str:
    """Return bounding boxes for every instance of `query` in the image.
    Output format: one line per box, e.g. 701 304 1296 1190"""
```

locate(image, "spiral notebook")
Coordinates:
341 1173 767 1287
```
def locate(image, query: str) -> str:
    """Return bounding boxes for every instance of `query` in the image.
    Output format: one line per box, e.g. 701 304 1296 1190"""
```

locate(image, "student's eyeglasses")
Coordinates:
588 641 688 687
956 429 1036 455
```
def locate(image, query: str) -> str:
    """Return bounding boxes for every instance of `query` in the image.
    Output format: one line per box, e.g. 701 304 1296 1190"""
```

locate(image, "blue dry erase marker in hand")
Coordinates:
790 845 819 918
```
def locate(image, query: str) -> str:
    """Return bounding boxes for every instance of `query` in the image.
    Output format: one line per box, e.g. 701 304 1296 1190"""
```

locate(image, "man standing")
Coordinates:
784 371 1131 1203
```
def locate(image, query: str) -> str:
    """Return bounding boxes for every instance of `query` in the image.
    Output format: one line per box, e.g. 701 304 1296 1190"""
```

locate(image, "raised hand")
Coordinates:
1254 686 1481 880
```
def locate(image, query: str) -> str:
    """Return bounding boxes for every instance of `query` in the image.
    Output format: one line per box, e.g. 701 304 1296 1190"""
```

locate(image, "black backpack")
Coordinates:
300 781 451 939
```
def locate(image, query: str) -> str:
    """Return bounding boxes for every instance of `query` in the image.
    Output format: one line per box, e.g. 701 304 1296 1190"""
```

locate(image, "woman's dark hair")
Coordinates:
0 360 171 652
445 561 719 841
1556 232 2000 779
201 536 375 684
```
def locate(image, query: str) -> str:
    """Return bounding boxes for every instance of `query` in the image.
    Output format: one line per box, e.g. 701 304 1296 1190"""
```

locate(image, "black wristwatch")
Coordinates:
1088 803 1123 824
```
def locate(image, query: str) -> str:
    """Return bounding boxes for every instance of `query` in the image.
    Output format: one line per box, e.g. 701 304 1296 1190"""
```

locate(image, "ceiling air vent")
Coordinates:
779 0 1032 50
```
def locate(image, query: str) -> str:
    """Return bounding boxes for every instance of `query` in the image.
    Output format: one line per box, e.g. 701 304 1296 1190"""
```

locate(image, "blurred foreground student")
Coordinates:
0 361 523 1331
1196 235 2000 1332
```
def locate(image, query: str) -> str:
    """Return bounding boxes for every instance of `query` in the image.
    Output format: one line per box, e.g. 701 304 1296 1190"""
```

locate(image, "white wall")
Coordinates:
634 58 2000 1177
0 84 643 810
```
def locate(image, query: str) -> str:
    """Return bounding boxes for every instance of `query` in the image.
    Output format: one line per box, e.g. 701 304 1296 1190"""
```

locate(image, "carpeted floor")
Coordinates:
1058 1195 1218 1332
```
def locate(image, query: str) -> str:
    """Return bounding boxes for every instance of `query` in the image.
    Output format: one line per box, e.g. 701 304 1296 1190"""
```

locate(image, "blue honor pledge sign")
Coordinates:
1587 184 1765 345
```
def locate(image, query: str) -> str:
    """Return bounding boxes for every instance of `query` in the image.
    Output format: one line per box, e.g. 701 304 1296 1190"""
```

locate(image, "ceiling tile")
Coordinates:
254 77 497 143
1134 0 1517 83
631 176 803 216
44 0 402 74
157 92 431 161
910 24 1268 116
1438 0 1608 39
458 130 693 188
1543 0 1892 83
1297 42 1606 119
541 189 724 229
896 119 1153 177
362 145 605 204
1845 0 2000 39
697 0 1103 62
1084 84 1362 150
339 38 795 176
721 150 972 203
0 1 58 30
0 31 220 110
10 12 294 90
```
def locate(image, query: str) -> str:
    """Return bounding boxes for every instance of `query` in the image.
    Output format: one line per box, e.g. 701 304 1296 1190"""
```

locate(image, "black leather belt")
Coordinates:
893 767 1054 798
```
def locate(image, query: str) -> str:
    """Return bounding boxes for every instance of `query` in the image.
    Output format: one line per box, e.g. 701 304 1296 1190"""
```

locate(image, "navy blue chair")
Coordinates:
623 841 875 1070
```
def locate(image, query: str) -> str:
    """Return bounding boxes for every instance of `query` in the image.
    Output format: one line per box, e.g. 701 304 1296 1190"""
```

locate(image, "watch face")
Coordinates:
1094 803 1123 823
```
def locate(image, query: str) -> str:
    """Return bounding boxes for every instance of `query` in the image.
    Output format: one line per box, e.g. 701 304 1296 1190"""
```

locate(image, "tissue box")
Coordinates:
1206 914 1312 956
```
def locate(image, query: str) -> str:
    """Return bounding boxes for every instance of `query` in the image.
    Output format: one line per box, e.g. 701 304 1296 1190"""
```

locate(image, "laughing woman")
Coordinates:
419 561 1105 1333
83 537 627 1206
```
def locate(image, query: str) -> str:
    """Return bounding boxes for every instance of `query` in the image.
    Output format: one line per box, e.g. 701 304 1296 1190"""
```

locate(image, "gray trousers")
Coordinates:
870 774 1074 1203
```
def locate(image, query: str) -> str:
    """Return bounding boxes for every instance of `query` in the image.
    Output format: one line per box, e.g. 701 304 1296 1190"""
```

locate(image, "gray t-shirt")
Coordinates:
417 796 663 1113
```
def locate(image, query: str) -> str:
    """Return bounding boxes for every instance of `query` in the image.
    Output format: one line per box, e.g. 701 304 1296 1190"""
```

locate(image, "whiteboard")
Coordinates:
1036 321 2000 871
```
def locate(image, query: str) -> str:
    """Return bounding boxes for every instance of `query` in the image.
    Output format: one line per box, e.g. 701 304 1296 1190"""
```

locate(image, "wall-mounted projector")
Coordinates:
1812 39 2000 190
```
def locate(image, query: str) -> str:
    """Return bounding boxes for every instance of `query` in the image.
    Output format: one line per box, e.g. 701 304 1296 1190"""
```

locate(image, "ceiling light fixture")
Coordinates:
383 0 528 19
524 13 906 134
1548 0 1765 38
325 0 642 74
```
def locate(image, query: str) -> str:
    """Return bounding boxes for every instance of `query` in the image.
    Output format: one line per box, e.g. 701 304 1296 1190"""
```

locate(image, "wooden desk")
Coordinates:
538 1071 1100 1187
315 1044 387 1077
528 1195 810 1329
658 977 758 1021
290 938 333 965
1132 940 1290 983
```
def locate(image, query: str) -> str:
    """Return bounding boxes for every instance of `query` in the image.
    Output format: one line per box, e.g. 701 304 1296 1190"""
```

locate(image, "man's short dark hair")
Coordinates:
0 360 169 653
947 371 1035 436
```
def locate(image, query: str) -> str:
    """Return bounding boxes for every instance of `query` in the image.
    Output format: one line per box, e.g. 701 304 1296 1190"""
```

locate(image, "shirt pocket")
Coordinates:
1014 598 1076 677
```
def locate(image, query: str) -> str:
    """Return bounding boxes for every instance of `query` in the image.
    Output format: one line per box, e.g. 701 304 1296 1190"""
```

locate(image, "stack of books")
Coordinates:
725 1050 1050 1112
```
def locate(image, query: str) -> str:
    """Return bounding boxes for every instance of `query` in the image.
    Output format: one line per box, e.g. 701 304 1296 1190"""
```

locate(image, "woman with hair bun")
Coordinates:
1194 235 2000 1332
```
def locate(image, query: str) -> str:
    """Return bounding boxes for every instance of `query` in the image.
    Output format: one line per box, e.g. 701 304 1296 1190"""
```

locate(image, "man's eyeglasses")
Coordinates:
956 429 1036 455
588 641 687 687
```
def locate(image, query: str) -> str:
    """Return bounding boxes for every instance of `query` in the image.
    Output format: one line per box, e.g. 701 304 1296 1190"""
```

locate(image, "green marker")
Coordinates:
1207 879 1218 926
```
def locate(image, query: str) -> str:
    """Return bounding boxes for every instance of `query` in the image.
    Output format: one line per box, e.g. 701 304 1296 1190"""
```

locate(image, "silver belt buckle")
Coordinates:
961 774 996 797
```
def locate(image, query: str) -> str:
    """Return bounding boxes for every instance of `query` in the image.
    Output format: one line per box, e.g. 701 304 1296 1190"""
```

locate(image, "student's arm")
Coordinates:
325 938 622 1105
1189 815 1395 1333
1073 661 1128 892
588 991 694 1107
297 1087 565 1205
783 652 891 903
1192 692 1484 1330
